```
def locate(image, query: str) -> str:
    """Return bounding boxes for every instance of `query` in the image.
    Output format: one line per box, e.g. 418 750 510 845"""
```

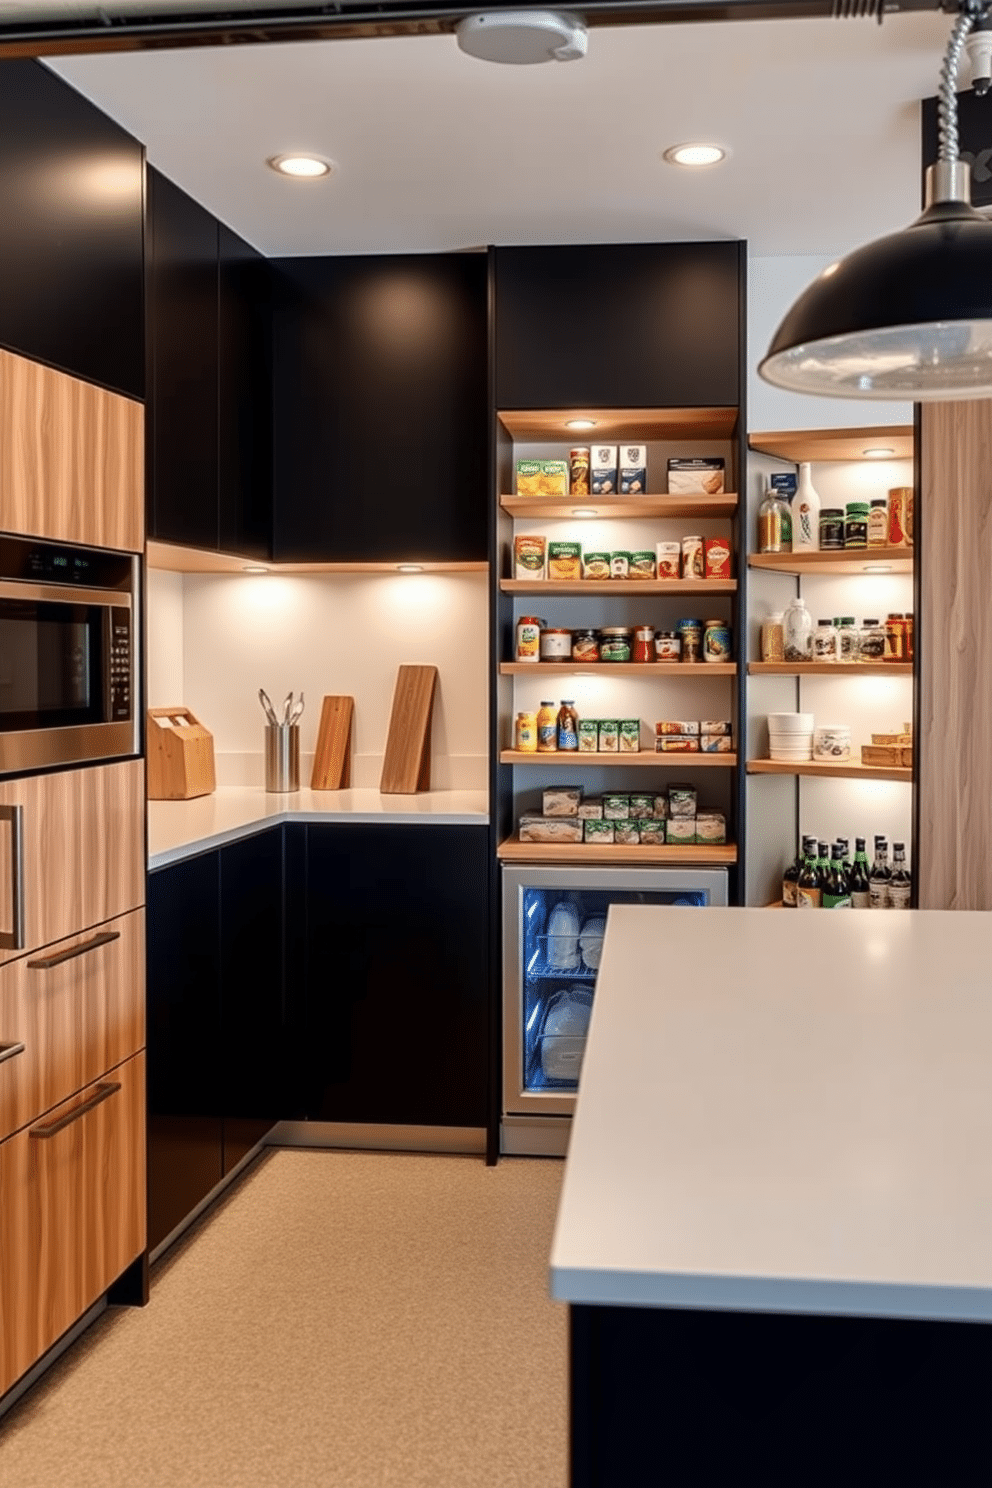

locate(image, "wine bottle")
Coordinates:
869 837 891 910
849 839 871 909
889 842 912 909
822 844 852 909
797 840 822 909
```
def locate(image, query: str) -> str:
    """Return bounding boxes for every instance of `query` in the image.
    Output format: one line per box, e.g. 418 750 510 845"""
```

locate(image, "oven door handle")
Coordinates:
0 804 25 952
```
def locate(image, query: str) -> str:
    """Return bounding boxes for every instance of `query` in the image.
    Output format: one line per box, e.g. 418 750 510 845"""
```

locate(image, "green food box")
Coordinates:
598 719 619 753
603 794 630 821
614 823 640 846
629 794 655 821
578 720 599 753
619 719 641 753
666 817 697 844
584 819 615 844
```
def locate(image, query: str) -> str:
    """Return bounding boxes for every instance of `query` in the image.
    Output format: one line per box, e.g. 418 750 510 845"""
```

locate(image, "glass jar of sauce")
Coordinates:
633 626 655 664
600 627 633 663
571 629 600 663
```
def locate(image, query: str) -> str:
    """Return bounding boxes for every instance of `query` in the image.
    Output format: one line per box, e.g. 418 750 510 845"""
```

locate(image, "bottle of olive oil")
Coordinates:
822 844 852 909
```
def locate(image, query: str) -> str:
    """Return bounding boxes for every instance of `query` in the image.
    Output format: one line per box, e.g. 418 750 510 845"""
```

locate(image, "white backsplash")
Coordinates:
145 567 490 790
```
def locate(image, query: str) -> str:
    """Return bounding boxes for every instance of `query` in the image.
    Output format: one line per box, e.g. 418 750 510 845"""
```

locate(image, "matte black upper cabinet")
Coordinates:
493 242 744 410
271 253 489 563
0 60 143 398
146 169 271 557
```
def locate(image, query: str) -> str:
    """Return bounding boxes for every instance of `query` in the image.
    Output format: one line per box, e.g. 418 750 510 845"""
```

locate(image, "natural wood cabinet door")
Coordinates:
0 908 144 1143
0 1051 146 1396
0 760 145 969
0 347 143 553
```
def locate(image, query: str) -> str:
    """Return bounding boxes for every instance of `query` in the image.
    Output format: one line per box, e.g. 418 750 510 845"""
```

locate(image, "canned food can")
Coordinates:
677 618 703 663
703 621 732 663
569 447 590 496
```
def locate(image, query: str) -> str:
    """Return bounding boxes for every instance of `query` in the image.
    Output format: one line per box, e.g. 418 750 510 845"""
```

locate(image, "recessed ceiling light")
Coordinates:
572 508 598 517
863 447 895 458
566 418 597 430
397 564 424 573
242 565 269 574
663 143 727 168
267 154 334 179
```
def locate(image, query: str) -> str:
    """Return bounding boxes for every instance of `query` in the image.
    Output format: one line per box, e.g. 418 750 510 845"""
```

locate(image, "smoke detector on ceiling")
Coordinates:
456 10 588 64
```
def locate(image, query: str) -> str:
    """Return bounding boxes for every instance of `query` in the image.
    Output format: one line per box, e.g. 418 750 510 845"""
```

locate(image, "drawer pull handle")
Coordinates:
29 1080 121 1139
0 1040 25 1067
27 929 121 971
0 804 25 952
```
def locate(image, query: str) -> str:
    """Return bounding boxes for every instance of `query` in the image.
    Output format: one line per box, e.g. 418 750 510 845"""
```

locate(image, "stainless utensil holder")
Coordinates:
265 723 300 793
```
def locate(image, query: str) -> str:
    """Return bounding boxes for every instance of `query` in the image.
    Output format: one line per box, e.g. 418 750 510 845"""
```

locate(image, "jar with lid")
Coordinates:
633 625 655 664
757 487 791 554
819 509 845 551
845 503 869 549
836 617 859 662
761 612 785 662
600 627 633 663
515 615 543 663
676 618 703 664
884 614 906 663
859 619 886 663
571 628 600 664
703 620 732 663
655 630 681 663
813 618 839 662
783 597 813 661
539 627 572 663
536 701 558 752
515 711 537 752
867 498 889 546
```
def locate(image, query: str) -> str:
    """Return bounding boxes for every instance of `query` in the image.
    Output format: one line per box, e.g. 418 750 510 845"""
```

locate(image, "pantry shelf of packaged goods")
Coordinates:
501 751 738 768
500 579 737 596
501 662 737 677
495 838 738 865
499 494 738 521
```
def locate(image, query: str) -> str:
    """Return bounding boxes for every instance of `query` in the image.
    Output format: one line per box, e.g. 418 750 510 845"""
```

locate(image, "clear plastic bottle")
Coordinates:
758 487 790 554
812 618 839 662
783 596 813 662
793 463 821 552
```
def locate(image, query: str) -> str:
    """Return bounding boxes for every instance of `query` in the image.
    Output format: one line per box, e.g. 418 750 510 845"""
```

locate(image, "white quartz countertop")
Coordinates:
551 905 992 1322
148 786 490 869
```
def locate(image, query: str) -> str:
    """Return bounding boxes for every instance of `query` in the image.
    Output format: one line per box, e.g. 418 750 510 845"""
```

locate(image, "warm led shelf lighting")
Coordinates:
565 418 597 430
267 154 334 178
242 565 269 574
397 564 424 573
863 447 895 458
572 508 598 517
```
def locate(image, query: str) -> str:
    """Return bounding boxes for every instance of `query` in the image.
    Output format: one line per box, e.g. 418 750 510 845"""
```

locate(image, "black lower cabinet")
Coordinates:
146 849 223 1253
300 824 489 1128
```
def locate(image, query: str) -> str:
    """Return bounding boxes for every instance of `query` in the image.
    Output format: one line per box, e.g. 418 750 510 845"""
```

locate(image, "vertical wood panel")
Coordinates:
0 347 143 552
919 401 992 907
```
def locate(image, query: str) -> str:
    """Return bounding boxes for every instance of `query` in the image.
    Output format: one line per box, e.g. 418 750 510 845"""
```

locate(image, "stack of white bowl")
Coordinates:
767 712 814 762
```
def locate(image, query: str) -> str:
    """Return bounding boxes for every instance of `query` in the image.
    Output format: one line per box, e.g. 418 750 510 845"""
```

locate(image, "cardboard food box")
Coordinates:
590 446 618 494
614 823 640 846
666 817 697 844
519 814 583 844
584 819 615 844
668 785 697 818
542 785 582 817
516 459 569 497
619 444 647 494
667 457 726 496
547 541 582 581
602 794 630 821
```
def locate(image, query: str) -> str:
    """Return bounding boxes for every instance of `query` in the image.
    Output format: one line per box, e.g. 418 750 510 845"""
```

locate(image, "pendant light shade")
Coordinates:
760 7 992 402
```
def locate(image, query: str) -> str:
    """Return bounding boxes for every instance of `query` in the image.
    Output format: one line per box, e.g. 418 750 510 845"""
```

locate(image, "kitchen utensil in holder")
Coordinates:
265 722 300 793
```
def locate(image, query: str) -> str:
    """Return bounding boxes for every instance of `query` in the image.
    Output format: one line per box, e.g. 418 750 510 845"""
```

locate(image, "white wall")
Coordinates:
147 569 489 789
748 256 913 432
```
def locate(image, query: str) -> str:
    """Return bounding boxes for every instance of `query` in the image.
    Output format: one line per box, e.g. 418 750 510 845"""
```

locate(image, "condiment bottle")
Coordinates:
793 463 821 552
556 700 578 751
761 612 785 663
633 626 654 664
536 701 558 752
515 711 537 752
867 498 889 546
884 614 906 662
757 487 790 554
515 615 542 663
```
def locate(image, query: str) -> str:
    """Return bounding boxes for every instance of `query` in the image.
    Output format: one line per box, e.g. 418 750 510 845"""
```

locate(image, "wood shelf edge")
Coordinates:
746 759 913 783
496 836 737 865
501 751 738 767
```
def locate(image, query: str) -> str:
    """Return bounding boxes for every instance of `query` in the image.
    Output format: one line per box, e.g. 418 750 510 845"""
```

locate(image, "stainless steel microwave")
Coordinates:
0 533 139 775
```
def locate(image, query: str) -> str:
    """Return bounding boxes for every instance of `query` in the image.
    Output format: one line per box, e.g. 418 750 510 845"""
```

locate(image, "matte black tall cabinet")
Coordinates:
270 253 489 563
0 59 144 398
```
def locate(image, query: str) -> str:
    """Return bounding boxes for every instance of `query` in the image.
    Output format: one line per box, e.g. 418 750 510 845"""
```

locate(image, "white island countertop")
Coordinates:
148 786 490 869
551 906 992 1323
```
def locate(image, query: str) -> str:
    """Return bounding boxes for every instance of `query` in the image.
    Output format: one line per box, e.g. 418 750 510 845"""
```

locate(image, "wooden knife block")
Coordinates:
147 707 216 800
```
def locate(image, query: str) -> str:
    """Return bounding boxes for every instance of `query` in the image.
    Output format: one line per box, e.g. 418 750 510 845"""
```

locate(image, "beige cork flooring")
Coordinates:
0 1148 568 1488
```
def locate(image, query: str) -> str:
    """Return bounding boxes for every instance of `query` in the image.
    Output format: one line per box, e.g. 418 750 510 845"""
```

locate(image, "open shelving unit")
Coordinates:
501 662 736 677
500 494 739 521
501 578 737 596
749 548 912 577
502 750 738 768
747 759 912 784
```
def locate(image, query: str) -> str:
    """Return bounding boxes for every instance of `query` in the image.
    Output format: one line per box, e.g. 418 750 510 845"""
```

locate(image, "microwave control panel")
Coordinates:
110 606 131 721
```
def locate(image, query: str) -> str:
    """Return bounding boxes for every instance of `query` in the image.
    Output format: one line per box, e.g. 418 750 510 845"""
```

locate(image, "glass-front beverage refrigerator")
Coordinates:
501 865 729 1155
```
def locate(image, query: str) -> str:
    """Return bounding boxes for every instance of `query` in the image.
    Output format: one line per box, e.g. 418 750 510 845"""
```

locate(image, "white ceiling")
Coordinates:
51 10 952 260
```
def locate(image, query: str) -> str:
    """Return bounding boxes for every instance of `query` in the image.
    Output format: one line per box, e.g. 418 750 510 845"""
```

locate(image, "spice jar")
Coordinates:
884 614 906 663
761 612 785 663
836 617 859 662
819 509 845 551
515 712 537 752
813 618 839 662
655 630 681 663
571 628 600 663
867 498 889 546
859 619 886 663
703 620 732 663
600 627 633 663
539 627 572 662
844 502 869 549
677 618 703 664
633 626 655 664
515 615 543 663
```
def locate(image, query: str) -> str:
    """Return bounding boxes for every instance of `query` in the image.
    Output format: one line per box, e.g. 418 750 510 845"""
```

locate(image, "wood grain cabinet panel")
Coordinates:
0 760 145 969
0 347 143 553
0 908 144 1143
0 1050 145 1397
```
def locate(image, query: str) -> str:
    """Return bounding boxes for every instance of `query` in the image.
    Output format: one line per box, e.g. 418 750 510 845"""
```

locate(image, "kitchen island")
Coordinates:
552 907 992 1486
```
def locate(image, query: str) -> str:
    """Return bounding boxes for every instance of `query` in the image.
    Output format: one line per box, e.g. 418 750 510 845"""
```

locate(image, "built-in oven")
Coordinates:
0 532 138 775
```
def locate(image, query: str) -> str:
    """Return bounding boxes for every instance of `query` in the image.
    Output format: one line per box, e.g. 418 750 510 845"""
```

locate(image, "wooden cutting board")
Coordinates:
310 696 354 790
380 666 437 794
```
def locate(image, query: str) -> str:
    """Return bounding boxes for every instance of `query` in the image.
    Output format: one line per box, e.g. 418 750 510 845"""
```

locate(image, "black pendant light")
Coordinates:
760 3 992 402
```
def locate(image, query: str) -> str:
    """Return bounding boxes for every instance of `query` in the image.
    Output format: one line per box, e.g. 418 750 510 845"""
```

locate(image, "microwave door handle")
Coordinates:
0 804 25 951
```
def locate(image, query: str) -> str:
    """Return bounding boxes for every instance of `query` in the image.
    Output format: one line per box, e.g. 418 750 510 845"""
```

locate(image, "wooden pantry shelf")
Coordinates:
501 751 737 768
748 662 913 677
748 425 913 464
147 539 488 576
500 662 737 677
497 836 737 866
747 759 912 783
498 406 738 444
500 493 737 520
748 549 912 576
501 579 737 596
